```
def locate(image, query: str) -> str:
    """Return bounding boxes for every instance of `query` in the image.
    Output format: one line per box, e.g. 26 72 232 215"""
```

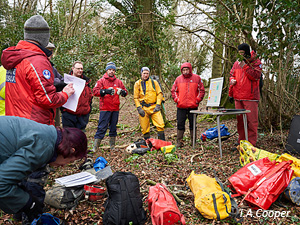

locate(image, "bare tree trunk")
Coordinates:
211 3 224 79
135 0 161 75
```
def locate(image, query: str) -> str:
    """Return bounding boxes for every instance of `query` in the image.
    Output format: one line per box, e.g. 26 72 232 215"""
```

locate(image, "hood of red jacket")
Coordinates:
248 50 262 67
180 62 193 78
1 40 45 70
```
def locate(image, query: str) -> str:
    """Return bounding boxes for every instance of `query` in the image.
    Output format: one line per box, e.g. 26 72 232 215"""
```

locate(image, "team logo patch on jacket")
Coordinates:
43 70 51 79
6 69 16 83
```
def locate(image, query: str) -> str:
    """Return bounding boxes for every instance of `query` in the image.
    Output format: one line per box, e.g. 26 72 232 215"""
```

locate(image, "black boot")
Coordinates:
158 131 165 140
144 132 150 140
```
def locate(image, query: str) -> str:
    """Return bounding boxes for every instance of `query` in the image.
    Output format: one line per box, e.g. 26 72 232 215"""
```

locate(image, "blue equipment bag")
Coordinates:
31 213 62 225
201 124 230 141
94 157 108 172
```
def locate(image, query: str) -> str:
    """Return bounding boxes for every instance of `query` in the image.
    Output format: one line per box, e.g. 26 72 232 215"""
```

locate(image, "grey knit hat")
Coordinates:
24 15 50 47
141 67 150 73
106 62 116 71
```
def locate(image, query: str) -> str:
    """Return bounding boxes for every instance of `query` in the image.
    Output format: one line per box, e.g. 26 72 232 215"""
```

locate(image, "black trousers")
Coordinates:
177 107 197 131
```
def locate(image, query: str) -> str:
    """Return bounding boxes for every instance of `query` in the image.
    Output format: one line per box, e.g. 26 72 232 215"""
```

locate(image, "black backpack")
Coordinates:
103 172 147 225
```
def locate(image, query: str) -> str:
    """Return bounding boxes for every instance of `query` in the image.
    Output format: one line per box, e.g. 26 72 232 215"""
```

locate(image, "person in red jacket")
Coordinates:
171 62 205 147
1 15 74 125
229 43 262 146
92 62 128 151
61 61 93 131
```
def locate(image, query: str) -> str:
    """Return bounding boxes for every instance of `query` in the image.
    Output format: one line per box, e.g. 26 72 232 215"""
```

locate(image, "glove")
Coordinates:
107 87 115 95
100 88 115 96
153 104 161 113
137 106 145 117
22 195 44 223
120 90 127 97
117 88 127 97
229 96 234 104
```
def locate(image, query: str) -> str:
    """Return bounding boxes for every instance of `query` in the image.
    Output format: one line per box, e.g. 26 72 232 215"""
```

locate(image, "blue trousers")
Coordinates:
94 111 119 139
62 111 90 130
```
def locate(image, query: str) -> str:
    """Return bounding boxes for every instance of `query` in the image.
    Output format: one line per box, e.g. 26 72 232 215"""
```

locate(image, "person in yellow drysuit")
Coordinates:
0 66 6 116
134 67 165 140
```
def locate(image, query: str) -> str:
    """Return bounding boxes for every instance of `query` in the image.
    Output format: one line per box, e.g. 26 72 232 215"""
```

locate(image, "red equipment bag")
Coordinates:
84 185 106 201
228 157 294 210
146 138 172 151
148 183 186 225
228 157 274 196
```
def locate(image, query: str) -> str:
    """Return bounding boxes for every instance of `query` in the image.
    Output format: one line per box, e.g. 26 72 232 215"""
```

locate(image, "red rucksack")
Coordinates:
148 183 186 225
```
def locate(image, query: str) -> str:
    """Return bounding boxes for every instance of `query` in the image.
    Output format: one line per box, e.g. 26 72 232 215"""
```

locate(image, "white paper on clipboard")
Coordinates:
62 74 85 112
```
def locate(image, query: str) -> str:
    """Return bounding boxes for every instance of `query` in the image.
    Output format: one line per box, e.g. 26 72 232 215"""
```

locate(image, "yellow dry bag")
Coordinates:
186 171 239 220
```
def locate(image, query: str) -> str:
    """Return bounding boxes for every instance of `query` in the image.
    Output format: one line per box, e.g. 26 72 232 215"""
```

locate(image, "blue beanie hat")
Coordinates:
141 67 150 73
106 62 116 71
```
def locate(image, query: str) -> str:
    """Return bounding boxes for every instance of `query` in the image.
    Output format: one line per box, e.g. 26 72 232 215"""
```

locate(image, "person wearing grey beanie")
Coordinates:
1 14 74 124
24 15 50 48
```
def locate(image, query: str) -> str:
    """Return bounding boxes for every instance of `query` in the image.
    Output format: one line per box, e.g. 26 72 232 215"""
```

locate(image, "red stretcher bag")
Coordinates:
229 157 294 210
148 183 186 225
146 138 172 151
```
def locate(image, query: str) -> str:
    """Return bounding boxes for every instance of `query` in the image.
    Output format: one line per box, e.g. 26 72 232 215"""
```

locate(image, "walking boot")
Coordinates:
158 131 166 140
92 138 102 152
190 129 196 146
109 136 116 150
144 132 150 140
177 129 184 148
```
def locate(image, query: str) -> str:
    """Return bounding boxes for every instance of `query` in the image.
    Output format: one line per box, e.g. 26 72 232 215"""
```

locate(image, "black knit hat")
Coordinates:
24 15 50 47
238 43 251 58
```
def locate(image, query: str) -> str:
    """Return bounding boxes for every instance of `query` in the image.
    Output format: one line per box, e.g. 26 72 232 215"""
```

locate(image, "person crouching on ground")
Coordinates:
0 116 88 223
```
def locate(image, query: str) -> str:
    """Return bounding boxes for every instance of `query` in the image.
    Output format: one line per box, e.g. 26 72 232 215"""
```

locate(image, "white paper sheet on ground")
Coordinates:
55 171 97 187
62 74 85 112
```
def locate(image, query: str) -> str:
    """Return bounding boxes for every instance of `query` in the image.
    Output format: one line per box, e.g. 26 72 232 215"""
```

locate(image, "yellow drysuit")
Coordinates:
134 78 164 134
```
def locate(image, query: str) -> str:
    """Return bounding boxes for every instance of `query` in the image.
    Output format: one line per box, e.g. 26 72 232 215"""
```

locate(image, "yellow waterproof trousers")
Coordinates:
139 104 164 134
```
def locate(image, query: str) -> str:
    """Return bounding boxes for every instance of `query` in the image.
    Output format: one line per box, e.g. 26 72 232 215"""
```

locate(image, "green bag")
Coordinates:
44 185 84 209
